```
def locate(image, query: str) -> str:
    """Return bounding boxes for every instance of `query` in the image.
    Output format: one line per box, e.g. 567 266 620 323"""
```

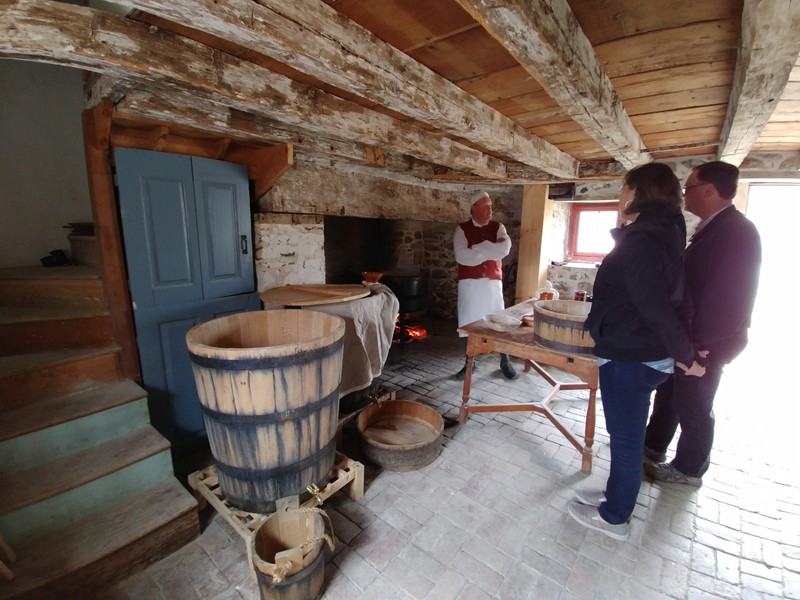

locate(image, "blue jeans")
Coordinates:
599 361 670 524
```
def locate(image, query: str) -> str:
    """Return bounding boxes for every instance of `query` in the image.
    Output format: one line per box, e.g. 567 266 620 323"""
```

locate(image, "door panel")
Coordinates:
116 148 203 308
193 157 255 299
134 292 261 448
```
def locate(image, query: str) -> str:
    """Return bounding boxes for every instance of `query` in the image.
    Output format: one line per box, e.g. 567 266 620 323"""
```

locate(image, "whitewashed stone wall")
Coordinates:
253 213 325 292
547 263 598 301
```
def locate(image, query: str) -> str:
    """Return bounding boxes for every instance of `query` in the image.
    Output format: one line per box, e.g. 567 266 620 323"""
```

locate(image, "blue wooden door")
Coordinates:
115 148 258 453
193 156 255 298
116 149 203 307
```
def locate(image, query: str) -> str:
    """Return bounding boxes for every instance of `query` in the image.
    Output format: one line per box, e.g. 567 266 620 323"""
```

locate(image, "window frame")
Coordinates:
566 201 620 263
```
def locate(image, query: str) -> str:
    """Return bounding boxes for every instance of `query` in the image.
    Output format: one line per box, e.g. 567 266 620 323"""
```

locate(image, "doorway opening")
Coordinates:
715 183 800 469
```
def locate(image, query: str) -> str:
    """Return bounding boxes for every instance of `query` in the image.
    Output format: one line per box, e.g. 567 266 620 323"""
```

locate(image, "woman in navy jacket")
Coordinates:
568 162 706 541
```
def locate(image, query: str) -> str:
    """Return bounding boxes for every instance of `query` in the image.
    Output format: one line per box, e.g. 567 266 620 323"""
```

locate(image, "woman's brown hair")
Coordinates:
622 163 683 217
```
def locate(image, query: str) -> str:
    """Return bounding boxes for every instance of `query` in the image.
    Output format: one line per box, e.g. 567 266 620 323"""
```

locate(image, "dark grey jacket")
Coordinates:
586 209 696 364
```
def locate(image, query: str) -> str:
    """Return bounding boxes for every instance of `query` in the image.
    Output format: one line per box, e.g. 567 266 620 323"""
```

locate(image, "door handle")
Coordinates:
241 235 249 255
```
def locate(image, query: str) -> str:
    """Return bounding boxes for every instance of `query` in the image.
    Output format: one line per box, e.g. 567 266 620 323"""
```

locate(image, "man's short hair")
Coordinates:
694 161 739 200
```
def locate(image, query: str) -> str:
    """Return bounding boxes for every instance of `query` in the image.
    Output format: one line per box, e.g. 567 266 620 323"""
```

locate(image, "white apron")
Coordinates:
457 277 505 336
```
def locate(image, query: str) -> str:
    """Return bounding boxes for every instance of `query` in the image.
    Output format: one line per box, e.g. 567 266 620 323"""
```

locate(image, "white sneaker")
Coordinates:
567 501 630 541
575 488 606 507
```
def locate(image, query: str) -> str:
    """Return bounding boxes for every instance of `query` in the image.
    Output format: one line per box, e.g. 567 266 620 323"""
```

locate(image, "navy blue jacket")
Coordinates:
586 209 696 364
683 205 761 363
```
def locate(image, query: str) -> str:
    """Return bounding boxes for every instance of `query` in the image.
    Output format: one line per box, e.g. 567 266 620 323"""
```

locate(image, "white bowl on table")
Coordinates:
482 313 522 332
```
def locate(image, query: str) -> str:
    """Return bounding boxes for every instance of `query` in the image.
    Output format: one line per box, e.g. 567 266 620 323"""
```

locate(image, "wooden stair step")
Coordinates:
0 266 106 310
0 306 113 355
0 380 147 443
0 346 122 407
0 478 199 598
0 305 110 324
2 398 151 477
0 426 170 515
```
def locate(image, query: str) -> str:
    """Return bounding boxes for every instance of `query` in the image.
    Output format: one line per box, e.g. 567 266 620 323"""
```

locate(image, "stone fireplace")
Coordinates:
254 168 525 320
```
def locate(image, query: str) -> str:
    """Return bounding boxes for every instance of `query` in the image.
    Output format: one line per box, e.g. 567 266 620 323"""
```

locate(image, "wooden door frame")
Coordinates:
81 101 295 380
82 101 140 379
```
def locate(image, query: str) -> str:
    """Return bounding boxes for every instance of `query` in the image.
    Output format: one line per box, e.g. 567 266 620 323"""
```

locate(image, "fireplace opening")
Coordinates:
323 215 395 284
323 215 461 325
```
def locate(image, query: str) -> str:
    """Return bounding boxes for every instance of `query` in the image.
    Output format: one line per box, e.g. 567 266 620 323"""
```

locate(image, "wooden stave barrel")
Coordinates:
532 300 594 355
185 309 345 513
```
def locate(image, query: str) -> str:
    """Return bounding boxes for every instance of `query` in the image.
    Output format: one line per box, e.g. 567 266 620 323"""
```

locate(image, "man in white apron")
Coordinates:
453 191 518 380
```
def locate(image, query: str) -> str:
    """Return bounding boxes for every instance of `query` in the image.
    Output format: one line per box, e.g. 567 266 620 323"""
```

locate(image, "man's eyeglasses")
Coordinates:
683 182 710 194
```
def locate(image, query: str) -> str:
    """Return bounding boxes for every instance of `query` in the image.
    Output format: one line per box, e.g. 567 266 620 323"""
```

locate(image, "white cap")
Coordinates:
470 191 490 206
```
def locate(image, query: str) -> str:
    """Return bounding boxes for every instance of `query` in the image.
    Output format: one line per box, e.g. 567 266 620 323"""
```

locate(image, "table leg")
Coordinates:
581 387 597 474
458 355 474 424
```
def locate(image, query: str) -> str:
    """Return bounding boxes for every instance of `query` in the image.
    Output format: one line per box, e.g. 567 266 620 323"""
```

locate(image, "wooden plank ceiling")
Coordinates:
2 0 799 184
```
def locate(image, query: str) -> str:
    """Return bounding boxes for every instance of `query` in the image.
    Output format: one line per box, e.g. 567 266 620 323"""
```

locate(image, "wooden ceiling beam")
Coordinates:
109 82 587 186
454 0 650 169
0 1 509 179
717 0 800 165
99 0 579 178
111 85 465 179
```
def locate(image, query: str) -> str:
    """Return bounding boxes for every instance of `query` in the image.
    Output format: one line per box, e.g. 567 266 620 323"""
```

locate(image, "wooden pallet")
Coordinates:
187 452 364 542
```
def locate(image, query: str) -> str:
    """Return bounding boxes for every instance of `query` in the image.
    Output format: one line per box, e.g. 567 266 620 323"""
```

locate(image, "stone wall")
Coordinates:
257 160 526 318
547 263 598 301
253 213 325 292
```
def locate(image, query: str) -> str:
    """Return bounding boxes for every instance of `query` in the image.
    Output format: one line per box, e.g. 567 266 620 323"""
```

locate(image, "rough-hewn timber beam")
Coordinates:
455 0 649 169
718 0 800 165
107 81 592 186
0 0 508 179
265 159 516 223
100 0 579 179
111 85 481 181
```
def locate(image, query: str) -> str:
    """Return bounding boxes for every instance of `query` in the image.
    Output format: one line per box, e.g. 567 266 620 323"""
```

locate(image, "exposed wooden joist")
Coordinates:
110 85 499 182
717 0 800 165
454 0 650 169
111 84 371 163
109 81 590 185
0 0 509 179
100 0 579 178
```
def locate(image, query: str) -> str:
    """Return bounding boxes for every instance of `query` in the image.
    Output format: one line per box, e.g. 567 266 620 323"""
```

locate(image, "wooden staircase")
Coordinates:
0 265 199 598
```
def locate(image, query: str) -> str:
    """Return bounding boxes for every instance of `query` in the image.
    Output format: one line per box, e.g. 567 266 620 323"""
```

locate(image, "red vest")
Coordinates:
458 220 503 280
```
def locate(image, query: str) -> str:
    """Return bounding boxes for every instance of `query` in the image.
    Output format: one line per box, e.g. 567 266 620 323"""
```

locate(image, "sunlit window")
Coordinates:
567 202 619 262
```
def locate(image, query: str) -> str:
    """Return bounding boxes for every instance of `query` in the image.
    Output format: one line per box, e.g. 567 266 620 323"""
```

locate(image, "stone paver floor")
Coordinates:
108 316 800 600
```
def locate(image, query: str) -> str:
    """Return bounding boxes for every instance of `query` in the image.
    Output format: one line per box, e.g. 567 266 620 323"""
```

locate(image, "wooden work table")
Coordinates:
457 299 598 474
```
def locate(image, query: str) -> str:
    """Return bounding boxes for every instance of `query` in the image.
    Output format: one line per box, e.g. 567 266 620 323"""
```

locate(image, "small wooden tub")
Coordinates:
251 509 328 600
532 300 594 355
356 400 444 471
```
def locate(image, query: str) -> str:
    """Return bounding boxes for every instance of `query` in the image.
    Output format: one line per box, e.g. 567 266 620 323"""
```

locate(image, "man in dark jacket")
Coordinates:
645 161 762 486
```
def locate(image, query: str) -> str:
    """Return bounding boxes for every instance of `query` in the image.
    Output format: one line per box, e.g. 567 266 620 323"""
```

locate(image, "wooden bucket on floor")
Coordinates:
532 300 594 355
356 400 444 470
251 509 329 600
186 310 345 512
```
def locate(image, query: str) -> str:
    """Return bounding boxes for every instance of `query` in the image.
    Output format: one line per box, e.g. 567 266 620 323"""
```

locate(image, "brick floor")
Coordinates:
108 317 800 600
